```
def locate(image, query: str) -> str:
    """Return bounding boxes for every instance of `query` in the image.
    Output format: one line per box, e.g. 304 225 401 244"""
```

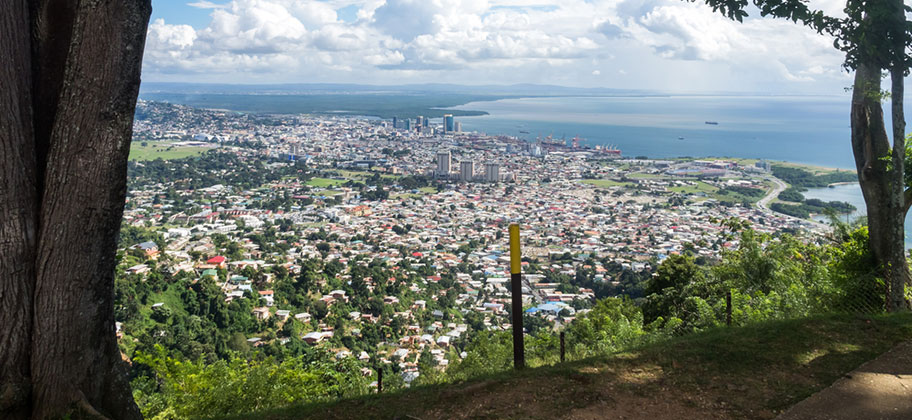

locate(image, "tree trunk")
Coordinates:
0 1 152 419
888 0 909 311
0 1 38 418
851 62 911 312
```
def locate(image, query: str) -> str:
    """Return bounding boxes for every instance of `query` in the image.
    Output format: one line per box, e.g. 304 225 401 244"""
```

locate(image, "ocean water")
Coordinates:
804 184 912 247
450 95 909 169
453 95 912 244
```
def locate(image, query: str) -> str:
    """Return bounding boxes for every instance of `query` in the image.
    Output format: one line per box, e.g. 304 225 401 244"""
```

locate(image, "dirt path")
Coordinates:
776 340 912 420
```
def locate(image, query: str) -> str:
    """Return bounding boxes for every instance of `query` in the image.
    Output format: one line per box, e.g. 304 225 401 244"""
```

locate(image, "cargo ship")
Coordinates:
705 121 719 125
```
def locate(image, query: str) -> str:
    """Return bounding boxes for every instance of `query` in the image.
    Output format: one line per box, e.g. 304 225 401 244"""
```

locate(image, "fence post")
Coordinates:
726 290 732 327
377 368 383 394
509 223 525 370
560 331 565 363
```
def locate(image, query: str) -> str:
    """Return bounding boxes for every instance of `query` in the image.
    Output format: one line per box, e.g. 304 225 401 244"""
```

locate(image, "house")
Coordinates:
126 264 150 275
132 241 160 259
252 306 270 320
295 312 312 322
303 331 325 344
258 290 275 306
206 255 227 268
275 309 291 321
436 335 451 347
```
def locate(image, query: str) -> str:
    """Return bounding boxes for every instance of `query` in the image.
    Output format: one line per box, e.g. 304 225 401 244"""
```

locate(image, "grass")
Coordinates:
580 179 632 188
627 173 667 179
306 178 346 188
224 313 912 420
129 141 210 161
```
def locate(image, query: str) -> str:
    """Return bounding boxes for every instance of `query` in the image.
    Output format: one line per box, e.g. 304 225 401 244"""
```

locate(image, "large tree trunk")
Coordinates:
0 1 38 417
851 62 911 312
887 0 909 311
0 1 152 419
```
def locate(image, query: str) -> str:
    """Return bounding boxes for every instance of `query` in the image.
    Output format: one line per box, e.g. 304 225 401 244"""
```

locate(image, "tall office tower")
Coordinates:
416 116 424 129
423 117 429 128
484 163 501 183
436 151 452 177
459 160 475 182
392 116 398 128
444 114 455 132
454 121 462 133
404 119 411 131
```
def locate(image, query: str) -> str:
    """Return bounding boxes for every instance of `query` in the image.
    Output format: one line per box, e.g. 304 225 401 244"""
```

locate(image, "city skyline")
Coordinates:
141 0 905 95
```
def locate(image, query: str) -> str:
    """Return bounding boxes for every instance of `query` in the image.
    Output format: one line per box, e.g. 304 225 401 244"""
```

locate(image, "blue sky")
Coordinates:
143 1 905 94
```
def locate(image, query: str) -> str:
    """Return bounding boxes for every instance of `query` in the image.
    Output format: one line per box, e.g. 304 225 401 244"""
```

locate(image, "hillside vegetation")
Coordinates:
229 313 912 420
128 217 900 419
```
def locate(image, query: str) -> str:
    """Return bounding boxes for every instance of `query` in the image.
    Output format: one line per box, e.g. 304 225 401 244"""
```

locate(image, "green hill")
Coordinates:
225 313 912 420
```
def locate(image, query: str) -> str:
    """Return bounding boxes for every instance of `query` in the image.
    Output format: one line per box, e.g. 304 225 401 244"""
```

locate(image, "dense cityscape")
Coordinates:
119 100 851 401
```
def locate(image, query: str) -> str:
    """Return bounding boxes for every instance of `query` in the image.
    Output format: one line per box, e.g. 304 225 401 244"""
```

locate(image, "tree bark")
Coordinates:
0 1 152 419
0 1 38 418
887 0 909 311
851 62 911 312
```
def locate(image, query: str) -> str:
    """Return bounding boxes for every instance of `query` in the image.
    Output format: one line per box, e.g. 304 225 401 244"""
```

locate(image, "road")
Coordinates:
757 175 829 231
758 175 787 212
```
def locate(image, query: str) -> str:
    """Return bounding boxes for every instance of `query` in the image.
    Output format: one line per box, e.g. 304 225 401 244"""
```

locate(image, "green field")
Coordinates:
627 173 667 179
306 178 346 188
130 142 210 161
580 179 632 188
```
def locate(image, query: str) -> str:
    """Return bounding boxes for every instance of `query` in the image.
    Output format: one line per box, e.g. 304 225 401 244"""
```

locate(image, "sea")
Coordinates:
450 95 869 168
449 95 912 244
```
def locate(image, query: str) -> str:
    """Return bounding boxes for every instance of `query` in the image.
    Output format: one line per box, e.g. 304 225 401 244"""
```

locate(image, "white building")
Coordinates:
436 151 451 177
459 160 475 182
484 163 501 183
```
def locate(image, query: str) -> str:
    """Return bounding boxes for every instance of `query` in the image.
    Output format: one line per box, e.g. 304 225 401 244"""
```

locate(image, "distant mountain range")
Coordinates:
139 82 661 97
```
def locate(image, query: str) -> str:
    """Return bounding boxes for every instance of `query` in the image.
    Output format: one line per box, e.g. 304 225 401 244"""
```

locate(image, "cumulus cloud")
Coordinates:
142 0 854 91
188 1 227 9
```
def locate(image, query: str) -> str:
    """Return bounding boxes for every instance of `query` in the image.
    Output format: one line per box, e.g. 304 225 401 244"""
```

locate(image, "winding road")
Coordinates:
756 175 829 231
758 176 787 212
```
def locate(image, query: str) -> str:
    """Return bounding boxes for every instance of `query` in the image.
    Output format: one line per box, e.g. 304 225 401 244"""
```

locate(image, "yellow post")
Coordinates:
509 224 521 275
508 223 524 369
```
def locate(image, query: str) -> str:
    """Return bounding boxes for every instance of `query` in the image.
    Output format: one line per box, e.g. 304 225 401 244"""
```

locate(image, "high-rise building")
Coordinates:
423 117 429 128
404 119 411 131
436 152 452 177
454 121 462 133
459 160 475 182
416 116 424 130
484 163 501 183
444 114 455 133
392 116 398 129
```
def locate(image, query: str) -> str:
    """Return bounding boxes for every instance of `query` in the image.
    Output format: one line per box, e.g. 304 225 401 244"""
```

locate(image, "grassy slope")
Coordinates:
129 142 210 161
228 313 912 420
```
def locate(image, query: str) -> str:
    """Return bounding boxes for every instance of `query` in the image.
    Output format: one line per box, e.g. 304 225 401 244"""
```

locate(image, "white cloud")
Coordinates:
143 0 858 92
188 1 228 9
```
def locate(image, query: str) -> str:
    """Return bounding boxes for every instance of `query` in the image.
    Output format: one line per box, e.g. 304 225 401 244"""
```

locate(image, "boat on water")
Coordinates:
705 121 719 125
519 130 530 134
678 136 685 140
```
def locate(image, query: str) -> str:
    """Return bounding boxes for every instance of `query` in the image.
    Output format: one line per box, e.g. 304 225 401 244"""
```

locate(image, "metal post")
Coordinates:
560 331 565 363
726 290 732 326
509 223 525 370
377 368 383 394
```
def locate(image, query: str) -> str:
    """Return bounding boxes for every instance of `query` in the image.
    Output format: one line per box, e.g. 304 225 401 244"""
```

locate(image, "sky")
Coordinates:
143 0 909 94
